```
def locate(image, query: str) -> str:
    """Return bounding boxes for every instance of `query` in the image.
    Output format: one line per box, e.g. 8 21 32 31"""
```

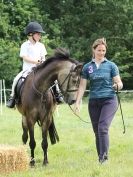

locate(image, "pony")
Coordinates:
16 48 83 166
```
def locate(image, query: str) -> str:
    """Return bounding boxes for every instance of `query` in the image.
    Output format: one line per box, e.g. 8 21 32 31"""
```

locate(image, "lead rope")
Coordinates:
116 86 126 134
68 104 91 124
69 87 126 134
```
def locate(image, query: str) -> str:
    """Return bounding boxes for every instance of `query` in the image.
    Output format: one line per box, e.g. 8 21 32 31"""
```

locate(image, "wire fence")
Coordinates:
0 79 133 115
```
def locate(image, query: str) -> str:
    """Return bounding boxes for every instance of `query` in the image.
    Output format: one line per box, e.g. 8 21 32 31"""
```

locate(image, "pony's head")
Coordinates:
57 63 83 105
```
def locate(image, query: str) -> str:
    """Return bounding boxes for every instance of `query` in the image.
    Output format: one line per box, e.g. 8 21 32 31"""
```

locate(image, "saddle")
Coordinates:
14 71 64 105
15 77 26 104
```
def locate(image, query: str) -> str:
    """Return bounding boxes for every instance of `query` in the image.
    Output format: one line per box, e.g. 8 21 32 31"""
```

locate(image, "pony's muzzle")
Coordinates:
68 99 76 105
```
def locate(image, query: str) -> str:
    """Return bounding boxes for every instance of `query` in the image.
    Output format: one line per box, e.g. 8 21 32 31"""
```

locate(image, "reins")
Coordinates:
32 71 43 96
68 104 91 124
31 70 50 104
68 88 126 134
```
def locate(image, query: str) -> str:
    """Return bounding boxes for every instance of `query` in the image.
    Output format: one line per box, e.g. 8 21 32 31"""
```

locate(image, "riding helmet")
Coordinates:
25 21 45 35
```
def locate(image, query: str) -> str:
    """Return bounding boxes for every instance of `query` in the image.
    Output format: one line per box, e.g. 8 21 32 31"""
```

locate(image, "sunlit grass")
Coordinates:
0 100 133 177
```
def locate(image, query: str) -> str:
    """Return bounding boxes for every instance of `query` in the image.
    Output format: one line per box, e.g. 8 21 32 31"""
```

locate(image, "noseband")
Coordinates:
58 64 80 95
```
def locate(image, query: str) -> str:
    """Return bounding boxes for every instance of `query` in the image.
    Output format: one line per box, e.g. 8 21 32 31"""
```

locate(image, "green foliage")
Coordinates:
35 0 133 88
0 0 133 88
0 39 21 83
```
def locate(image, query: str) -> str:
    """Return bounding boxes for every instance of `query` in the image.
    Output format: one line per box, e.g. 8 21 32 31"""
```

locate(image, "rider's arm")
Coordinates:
21 56 40 64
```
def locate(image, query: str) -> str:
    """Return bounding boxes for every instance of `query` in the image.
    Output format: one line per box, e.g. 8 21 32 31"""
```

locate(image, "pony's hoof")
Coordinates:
43 160 49 166
30 158 35 167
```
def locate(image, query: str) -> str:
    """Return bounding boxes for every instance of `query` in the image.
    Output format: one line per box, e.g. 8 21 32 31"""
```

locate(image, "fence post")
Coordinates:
3 80 6 106
0 79 7 115
0 80 2 115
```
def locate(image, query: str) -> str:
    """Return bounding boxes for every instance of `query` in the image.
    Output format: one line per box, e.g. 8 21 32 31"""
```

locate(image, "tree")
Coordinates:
0 0 133 89
35 0 133 88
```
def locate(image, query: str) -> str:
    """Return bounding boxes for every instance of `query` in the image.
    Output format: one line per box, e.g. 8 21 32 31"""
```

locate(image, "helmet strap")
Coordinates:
32 35 37 43
28 33 36 43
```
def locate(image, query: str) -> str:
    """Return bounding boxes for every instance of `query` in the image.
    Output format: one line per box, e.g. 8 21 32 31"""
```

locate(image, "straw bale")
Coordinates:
0 145 29 174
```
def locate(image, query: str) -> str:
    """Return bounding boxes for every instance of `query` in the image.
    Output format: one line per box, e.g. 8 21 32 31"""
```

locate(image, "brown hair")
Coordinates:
92 38 107 57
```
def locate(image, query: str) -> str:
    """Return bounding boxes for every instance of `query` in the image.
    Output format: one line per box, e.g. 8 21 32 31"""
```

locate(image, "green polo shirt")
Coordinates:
81 58 119 99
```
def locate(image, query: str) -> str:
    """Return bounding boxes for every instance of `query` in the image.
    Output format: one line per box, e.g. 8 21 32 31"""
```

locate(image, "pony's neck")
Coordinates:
35 61 73 92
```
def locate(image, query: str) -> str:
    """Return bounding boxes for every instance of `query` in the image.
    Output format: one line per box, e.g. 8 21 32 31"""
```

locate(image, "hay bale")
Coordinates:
0 145 29 174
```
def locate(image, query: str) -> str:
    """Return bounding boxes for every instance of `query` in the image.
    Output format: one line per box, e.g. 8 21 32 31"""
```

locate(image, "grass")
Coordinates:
0 99 133 177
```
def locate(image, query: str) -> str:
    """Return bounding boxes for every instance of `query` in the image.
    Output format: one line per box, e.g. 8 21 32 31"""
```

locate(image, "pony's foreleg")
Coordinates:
41 126 48 166
22 116 28 144
28 124 36 167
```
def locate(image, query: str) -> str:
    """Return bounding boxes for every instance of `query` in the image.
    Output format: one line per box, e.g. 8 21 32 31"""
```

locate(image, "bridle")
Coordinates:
32 64 81 102
58 64 80 95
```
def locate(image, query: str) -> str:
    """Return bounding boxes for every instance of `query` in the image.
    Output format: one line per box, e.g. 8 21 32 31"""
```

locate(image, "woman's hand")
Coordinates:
113 75 123 91
113 83 123 91
73 101 80 114
73 78 87 114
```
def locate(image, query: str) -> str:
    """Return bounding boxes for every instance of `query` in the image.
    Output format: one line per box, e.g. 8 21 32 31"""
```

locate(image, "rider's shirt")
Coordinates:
20 40 47 71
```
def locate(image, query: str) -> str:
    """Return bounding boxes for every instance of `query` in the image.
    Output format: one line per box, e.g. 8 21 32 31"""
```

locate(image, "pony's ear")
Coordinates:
73 63 83 75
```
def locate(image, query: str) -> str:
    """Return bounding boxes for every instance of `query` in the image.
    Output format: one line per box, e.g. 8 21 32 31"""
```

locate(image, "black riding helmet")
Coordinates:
25 21 45 35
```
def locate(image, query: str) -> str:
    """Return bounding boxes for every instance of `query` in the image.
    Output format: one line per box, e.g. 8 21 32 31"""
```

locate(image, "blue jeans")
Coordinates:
88 97 118 159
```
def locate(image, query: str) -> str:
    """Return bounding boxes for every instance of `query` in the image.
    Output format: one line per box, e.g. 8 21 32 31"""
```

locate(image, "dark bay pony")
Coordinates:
16 48 83 166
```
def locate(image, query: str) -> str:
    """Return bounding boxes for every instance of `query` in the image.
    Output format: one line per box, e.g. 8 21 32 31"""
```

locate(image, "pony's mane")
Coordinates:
35 48 79 71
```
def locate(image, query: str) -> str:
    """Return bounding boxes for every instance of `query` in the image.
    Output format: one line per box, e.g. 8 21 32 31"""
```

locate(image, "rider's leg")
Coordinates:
54 80 64 104
7 71 23 108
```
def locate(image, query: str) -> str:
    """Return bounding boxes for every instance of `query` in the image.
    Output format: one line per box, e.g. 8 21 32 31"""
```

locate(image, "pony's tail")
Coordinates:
49 118 59 144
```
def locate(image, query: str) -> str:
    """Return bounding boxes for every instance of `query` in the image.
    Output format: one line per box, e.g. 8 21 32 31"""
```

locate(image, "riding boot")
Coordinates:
6 96 15 108
54 80 64 104
55 92 64 104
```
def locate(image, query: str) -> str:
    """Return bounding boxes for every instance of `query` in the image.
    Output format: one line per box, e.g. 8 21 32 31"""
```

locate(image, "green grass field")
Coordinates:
0 99 133 177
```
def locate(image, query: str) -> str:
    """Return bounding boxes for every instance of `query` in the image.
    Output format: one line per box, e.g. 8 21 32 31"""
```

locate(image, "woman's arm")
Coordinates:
113 75 123 90
74 78 87 113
